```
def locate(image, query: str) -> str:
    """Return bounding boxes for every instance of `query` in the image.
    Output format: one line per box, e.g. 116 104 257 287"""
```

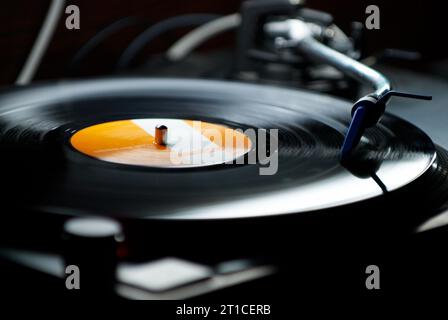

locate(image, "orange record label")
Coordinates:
70 119 252 168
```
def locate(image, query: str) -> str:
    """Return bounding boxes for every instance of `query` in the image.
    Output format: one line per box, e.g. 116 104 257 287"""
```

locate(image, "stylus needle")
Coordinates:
340 91 432 161
340 106 368 161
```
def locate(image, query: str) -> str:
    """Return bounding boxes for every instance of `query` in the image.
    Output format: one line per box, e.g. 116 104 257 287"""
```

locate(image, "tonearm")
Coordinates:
264 18 432 160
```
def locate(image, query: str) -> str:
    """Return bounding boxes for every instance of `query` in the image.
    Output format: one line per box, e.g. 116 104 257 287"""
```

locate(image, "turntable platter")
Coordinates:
0 79 437 220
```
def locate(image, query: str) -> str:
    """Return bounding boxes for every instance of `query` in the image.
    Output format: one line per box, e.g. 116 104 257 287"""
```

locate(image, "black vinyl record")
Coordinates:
0 78 447 255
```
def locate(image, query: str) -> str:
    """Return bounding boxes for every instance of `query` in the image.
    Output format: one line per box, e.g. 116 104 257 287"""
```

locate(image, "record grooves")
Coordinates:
0 78 445 258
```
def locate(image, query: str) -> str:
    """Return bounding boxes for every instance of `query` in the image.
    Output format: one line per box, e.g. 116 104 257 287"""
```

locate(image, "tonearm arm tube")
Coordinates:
265 19 431 160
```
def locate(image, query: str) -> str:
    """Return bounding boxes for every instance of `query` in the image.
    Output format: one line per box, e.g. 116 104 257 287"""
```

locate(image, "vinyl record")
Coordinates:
0 78 439 223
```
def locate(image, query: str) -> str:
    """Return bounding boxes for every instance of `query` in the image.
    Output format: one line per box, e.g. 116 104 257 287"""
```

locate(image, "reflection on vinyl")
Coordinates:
0 79 442 221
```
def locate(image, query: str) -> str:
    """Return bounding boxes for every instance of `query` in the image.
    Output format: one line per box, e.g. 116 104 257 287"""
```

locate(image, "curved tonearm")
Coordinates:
265 19 432 160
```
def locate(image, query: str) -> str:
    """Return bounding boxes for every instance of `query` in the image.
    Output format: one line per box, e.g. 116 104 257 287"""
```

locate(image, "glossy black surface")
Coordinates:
0 78 437 222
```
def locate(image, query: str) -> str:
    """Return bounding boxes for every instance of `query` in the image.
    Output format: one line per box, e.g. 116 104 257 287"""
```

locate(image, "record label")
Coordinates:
70 119 252 168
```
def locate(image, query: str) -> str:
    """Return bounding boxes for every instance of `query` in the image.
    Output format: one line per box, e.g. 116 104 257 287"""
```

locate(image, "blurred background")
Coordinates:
0 0 447 85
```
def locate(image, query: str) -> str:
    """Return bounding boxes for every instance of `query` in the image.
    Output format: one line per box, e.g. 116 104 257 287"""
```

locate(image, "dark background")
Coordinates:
1 0 448 302
0 0 446 85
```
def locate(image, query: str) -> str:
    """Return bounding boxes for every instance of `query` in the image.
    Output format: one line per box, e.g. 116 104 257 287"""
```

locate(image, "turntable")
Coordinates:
1 0 448 301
